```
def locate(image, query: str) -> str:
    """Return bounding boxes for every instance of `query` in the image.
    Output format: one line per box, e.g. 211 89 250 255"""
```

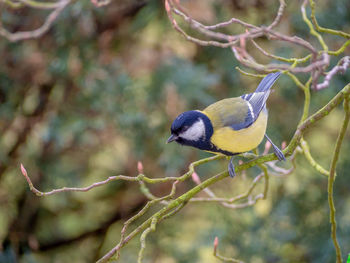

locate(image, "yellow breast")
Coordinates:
210 111 268 153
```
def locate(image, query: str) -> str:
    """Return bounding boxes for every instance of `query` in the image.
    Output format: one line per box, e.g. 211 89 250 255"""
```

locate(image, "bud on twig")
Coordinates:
281 141 287 150
191 172 201 185
137 161 144 174
165 0 171 12
213 237 219 255
263 140 272 155
91 0 110 7
20 163 27 177
20 163 37 194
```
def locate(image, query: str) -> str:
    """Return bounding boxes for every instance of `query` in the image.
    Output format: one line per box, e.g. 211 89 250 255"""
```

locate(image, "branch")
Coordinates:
251 39 312 64
213 237 244 263
0 0 70 42
301 0 328 52
300 138 330 177
309 0 350 39
190 171 265 209
15 0 68 9
285 83 350 155
316 56 350 90
327 94 350 263
165 0 350 91
20 164 182 197
231 44 327 74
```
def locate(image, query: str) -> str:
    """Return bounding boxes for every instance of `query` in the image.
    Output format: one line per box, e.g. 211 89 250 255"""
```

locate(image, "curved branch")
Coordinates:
327 95 350 263
316 56 350 90
0 0 70 42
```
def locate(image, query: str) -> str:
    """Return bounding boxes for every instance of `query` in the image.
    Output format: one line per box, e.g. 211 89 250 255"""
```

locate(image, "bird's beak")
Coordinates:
166 134 177 143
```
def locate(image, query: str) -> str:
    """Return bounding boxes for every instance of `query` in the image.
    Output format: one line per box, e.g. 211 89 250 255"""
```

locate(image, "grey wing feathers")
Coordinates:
240 72 281 126
231 108 254 130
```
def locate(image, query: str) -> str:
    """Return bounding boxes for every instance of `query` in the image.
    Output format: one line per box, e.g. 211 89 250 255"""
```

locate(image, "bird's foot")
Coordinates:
272 144 286 161
228 157 236 178
265 134 286 161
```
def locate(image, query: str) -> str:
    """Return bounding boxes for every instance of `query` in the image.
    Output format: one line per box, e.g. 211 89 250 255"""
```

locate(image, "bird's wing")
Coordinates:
240 72 281 124
241 91 270 122
203 73 280 131
203 97 255 131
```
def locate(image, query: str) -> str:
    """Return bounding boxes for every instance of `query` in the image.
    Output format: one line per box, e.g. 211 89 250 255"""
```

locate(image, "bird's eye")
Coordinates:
182 126 189 132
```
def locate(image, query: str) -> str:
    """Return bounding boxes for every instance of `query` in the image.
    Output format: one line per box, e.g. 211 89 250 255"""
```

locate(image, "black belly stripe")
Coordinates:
209 143 240 156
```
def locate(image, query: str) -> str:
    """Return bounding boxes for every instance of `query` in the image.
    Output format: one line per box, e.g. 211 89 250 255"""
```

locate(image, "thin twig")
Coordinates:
316 56 350 90
309 0 350 39
213 237 244 263
191 171 264 209
301 0 328 52
300 138 329 177
327 92 350 263
0 0 70 42
20 164 141 196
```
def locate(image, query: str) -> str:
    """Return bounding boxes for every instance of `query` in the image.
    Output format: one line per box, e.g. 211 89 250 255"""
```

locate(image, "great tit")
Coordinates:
167 72 285 178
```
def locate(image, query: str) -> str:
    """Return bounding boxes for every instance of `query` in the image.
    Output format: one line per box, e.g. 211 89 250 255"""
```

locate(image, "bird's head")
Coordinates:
167 110 213 148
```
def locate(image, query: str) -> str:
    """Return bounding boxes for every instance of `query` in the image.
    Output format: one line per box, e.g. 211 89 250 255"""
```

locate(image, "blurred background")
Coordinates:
1 0 350 262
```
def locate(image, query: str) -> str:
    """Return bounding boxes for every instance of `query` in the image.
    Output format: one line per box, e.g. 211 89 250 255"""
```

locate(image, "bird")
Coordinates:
167 72 285 178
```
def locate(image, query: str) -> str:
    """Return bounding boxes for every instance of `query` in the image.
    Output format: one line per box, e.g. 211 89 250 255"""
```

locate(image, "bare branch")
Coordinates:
213 237 244 263
300 138 330 177
0 0 70 42
327 94 350 263
316 56 350 90
20 163 140 196
90 0 110 7
267 0 286 30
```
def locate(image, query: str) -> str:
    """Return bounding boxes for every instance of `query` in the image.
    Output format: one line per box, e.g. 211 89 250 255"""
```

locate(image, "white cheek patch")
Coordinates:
179 119 206 141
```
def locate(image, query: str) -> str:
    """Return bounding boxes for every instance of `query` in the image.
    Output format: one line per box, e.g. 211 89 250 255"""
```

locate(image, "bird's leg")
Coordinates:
228 156 236 178
264 134 286 161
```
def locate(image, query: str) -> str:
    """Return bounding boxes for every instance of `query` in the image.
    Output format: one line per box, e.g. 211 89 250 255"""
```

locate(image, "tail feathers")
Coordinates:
241 72 281 102
255 72 281 93
240 72 281 122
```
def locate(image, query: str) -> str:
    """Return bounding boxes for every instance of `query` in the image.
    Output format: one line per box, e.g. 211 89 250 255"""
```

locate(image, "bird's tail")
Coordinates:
240 72 281 120
241 72 281 102
255 72 281 93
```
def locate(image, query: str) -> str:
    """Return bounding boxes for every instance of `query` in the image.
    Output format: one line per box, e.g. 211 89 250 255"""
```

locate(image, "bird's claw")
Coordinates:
273 145 286 161
228 157 236 178
265 134 286 161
